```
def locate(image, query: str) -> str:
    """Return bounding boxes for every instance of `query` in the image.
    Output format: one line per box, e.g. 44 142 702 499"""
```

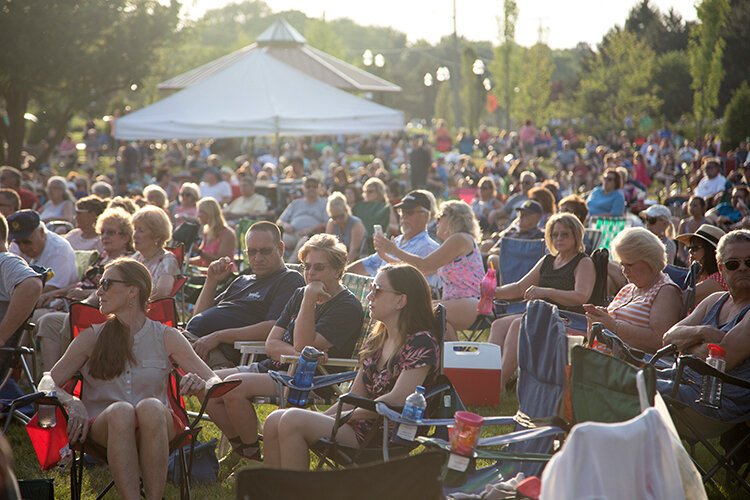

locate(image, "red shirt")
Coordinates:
18 188 38 210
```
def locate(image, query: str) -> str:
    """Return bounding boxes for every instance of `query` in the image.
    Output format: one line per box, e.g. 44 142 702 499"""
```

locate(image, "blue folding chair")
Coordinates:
498 238 547 285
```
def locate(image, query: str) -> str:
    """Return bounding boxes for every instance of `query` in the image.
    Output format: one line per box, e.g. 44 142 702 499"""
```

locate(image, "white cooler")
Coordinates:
444 342 502 407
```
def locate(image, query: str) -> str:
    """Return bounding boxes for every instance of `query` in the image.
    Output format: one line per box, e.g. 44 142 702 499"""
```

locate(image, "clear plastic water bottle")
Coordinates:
287 346 324 407
401 386 427 423
37 372 57 428
700 344 726 409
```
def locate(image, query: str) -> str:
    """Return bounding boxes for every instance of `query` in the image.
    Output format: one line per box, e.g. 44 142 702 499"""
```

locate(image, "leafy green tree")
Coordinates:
0 0 179 167
623 0 691 54
654 51 692 123
434 82 454 129
718 0 750 112
305 18 346 60
514 43 554 126
499 0 518 130
689 0 730 139
721 82 750 150
576 31 662 131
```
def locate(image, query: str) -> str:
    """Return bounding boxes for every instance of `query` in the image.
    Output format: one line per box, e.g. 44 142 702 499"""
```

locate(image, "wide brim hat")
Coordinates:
676 224 726 249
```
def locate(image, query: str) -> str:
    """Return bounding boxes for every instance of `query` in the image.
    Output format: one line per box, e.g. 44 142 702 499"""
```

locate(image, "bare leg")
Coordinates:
436 298 481 341
135 398 176 500
87 402 140 500
219 372 277 446
205 367 241 435
262 409 285 468
37 311 69 373
501 318 523 392
488 314 521 347
276 408 359 470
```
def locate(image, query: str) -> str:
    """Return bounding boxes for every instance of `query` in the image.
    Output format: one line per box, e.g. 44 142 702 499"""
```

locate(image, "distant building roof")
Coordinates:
158 19 401 93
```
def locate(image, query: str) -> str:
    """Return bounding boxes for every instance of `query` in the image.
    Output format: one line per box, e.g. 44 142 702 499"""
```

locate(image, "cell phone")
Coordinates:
373 224 383 237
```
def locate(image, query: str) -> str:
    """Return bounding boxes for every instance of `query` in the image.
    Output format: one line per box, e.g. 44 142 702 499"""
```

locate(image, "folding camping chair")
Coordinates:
497 238 547 285
589 216 628 255
662 355 750 495
0 323 41 432
73 250 99 281
236 451 446 500
54 374 241 500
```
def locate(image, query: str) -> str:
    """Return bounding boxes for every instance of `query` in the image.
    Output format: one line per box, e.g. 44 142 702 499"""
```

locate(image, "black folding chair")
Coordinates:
236 451 446 500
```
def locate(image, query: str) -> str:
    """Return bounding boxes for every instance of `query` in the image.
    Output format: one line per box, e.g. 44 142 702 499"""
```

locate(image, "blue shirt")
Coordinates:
361 230 441 288
586 186 626 217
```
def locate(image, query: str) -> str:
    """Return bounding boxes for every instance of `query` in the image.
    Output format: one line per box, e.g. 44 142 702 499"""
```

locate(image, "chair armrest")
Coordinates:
189 380 241 429
235 341 266 355
677 355 750 390
339 392 379 413
278 354 358 369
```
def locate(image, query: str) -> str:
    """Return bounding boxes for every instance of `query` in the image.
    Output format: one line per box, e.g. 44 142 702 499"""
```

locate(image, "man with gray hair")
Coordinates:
659 229 750 421
91 180 114 199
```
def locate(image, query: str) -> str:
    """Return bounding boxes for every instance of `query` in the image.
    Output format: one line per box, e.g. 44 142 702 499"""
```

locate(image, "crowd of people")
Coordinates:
1 119 749 497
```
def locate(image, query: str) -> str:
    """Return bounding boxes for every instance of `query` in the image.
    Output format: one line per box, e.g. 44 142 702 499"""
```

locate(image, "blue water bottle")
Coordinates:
288 346 324 407
401 386 427 423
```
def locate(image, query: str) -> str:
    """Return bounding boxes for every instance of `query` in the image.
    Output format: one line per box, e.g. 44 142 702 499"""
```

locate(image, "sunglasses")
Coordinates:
370 283 401 296
723 258 750 271
643 216 658 225
605 177 618 182
302 262 327 272
100 229 124 237
246 247 275 257
98 278 129 291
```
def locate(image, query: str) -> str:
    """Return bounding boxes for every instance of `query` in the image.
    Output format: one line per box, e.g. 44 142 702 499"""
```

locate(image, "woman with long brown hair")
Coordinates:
261 263 440 470
48 258 219 500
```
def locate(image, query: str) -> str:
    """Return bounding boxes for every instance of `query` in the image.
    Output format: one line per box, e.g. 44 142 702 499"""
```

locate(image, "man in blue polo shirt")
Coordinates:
187 221 305 367
346 189 440 288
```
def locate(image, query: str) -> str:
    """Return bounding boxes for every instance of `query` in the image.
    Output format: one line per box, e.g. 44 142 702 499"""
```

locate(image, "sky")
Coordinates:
183 0 698 49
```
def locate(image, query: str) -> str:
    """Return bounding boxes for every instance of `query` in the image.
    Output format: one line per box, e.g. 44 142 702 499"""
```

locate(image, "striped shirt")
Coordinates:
607 272 679 328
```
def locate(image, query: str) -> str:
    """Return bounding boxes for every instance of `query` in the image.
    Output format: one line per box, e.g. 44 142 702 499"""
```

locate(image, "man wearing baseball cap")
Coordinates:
0 213 43 346
347 189 440 288
486 200 545 269
7 210 77 308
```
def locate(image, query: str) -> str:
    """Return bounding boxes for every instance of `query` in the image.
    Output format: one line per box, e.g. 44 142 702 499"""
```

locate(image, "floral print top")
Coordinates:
348 330 440 444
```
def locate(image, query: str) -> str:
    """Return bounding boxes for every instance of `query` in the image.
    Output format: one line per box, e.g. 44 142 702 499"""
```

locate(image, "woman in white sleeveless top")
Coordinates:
49 258 219 500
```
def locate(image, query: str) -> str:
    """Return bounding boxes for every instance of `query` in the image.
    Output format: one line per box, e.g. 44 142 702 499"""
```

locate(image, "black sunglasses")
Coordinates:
302 262 327 272
246 247 275 257
723 258 750 271
98 278 129 291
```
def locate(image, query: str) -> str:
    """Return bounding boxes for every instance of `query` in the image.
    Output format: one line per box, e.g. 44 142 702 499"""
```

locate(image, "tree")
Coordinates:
514 43 554 126
721 82 750 150
434 81 454 129
0 0 180 168
305 18 346 60
499 0 519 130
654 51 692 123
623 1 691 54
718 0 750 113
689 0 730 139
460 47 483 134
576 31 662 132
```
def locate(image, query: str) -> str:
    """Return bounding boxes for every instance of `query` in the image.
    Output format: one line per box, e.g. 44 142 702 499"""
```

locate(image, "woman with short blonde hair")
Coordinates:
325 192 365 263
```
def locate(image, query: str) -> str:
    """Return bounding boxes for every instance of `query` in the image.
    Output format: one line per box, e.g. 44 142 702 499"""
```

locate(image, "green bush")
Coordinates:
721 81 750 150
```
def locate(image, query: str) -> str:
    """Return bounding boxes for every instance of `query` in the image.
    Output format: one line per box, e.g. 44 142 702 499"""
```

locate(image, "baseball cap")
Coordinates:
639 204 672 220
394 191 432 212
515 200 543 215
7 209 41 241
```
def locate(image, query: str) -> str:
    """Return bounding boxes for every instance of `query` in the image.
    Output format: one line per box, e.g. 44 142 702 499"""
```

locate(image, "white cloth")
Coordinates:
199 181 232 203
0 252 40 321
11 231 77 289
694 175 726 199
64 229 104 253
540 407 706 500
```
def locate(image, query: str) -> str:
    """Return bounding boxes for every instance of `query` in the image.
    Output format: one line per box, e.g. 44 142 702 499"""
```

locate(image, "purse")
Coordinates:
167 438 219 485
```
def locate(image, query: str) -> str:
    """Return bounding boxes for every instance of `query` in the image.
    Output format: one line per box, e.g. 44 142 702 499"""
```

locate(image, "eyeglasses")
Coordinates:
98 278 129 291
246 247 276 258
551 231 572 240
398 209 428 217
643 216 658 225
370 283 401 296
100 230 124 237
687 245 703 253
605 177 618 182
723 258 750 271
302 262 328 272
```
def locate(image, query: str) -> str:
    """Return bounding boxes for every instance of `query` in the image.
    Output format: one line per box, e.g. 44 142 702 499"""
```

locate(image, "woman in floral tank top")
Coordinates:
263 264 440 470
374 200 484 340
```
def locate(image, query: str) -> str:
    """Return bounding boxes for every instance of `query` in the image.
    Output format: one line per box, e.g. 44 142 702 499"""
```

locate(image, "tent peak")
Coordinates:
257 19 306 46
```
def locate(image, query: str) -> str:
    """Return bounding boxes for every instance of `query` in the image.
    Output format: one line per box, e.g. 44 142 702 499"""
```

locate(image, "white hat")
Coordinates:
639 204 671 220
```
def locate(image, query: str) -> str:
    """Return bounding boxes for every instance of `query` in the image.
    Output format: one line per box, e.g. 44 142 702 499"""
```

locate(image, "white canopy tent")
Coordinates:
114 49 403 140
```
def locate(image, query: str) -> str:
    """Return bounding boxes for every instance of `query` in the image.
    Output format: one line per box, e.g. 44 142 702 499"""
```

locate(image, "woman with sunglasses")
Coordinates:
678 196 709 263
64 196 107 252
48 258 220 500
262 264 440 470
586 168 625 217
206 234 363 462
37 207 136 372
172 182 199 228
660 229 750 421
677 224 728 305
353 177 398 255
